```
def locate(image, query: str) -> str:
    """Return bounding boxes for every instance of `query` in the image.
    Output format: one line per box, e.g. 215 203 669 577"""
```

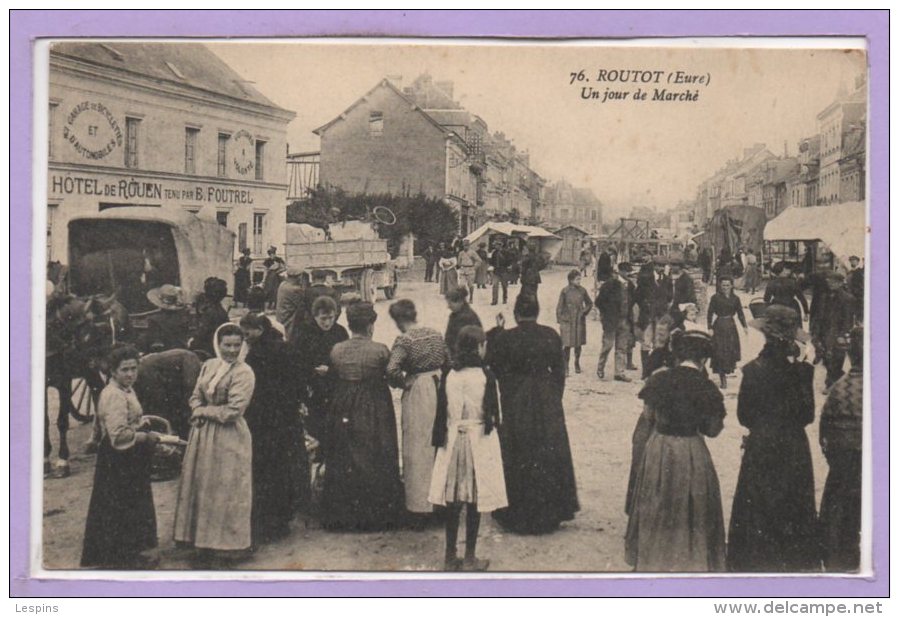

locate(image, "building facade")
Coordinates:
542 180 603 235
816 82 866 206
47 42 294 264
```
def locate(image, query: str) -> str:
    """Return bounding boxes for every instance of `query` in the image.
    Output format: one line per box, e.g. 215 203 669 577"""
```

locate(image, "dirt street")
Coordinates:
42 267 829 572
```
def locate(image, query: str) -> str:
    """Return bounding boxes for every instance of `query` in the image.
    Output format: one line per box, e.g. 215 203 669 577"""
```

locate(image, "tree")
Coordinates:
287 186 459 256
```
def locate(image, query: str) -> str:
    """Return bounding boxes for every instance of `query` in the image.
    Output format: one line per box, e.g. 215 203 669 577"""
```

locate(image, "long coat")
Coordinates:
727 343 818 572
556 283 593 347
486 321 579 534
174 359 256 551
243 329 309 541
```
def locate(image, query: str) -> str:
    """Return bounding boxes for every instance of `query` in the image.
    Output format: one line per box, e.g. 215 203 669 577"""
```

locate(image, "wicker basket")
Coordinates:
143 415 187 482
748 297 769 319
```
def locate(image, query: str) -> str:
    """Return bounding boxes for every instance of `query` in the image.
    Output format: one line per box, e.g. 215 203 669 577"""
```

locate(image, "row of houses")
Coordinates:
293 73 604 237
692 75 867 226
46 43 604 265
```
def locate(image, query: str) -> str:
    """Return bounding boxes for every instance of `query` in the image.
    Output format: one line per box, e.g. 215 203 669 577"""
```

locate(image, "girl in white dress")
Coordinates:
429 326 507 571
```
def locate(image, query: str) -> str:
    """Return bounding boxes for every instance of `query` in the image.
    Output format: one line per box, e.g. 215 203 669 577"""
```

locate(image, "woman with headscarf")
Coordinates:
486 294 578 534
438 249 459 297
707 276 748 389
321 302 404 530
625 330 727 572
239 313 309 543
174 323 255 562
386 299 449 523
293 295 349 444
727 305 818 572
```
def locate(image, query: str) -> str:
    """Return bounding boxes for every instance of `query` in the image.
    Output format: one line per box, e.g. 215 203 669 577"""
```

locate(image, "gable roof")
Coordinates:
313 78 456 139
51 42 290 114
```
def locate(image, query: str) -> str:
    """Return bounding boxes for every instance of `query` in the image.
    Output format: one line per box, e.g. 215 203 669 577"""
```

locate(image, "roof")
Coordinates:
764 202 866 266
313 78 454 138
553 224 592 235
51 42 289 113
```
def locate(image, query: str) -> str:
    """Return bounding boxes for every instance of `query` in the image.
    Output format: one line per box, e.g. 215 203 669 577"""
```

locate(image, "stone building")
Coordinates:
817 80 866 205
47 42 294 263
542 179 603 235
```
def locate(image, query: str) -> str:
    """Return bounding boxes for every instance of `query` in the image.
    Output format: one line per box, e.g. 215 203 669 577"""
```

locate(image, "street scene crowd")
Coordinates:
45 235 865 574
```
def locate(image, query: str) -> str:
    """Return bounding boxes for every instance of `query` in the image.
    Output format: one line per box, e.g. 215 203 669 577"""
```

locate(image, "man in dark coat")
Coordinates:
490 238 513 305
813 272 856 388
765 261 809 318
847 256 864 323
133 348 202 439
142 284 190 354
519 243 544 299
698 248 712 283
423 244 436 283
486 294 578 534
444 286 482 358
596 262 636 382
665 254 696 325
276 267 308 345
190 277 229 360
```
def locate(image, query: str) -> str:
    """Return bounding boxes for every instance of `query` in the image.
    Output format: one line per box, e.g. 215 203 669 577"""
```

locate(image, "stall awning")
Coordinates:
465 222 562 259
764 202 867 266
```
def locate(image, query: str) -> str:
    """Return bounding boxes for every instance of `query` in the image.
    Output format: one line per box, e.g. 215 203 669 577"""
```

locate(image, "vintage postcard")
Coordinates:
12 9 888 598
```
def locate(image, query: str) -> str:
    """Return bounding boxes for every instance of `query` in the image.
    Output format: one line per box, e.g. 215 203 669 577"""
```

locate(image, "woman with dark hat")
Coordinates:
625 329 727 572
487 294 578 534
234 248 253 308
321 302 404 530
239 312 309 543
707 275 748 389
142 284 190 354
727 305 818 572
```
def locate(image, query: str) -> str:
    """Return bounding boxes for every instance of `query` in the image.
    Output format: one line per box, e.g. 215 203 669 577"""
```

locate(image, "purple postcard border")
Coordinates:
10 10 889 597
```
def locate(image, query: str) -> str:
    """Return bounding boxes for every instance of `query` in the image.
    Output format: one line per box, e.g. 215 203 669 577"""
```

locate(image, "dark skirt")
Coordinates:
727 427 820 572
249 412 310 542
819 450 862 572
234 269 251 304
81 438 157 567
710 315 741 375
321 379 404 530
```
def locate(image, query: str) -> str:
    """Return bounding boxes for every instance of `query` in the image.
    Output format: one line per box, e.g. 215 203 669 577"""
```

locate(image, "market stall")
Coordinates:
464 222 562 261
763 201 866 272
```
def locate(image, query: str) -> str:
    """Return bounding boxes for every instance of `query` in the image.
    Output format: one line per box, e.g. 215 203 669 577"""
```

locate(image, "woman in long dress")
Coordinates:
487 294 578 534
707 276 748 389
240 313 309 543
293 295 349 445
743 249 760 294
174 323 255 559
556 269 593 375
438 253 459 296
387 299 449 522
81 344 161 568
429 326 507 571
321 302 404 530
727 305 818 572
625 330 727 572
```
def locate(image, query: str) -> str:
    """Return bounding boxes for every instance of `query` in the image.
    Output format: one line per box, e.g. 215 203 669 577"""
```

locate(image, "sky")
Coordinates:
209 40 865 219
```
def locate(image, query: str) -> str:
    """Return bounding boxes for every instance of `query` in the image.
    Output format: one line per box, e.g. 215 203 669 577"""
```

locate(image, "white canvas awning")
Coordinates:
465 222 563 259
764 202 867 267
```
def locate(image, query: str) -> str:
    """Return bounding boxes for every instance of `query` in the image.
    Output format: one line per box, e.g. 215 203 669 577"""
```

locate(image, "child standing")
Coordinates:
429 326 507 571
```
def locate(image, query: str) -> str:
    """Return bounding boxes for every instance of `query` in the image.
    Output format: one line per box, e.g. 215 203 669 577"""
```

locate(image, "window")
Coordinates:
216 211 229 227
255 140 266 180
369 111 384 137
253 212 265 255
48 103 58 160
184 127 199 174
125 117 140 168
217 133 229 177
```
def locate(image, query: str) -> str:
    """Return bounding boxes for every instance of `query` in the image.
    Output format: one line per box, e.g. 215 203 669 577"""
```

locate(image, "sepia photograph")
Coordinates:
36 34 870 577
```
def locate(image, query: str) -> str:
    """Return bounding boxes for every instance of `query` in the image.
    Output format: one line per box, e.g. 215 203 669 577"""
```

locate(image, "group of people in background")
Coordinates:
422 235 546 305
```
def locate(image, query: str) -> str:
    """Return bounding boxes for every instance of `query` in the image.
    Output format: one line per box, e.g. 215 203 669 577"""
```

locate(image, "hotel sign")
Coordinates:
50 174 256 205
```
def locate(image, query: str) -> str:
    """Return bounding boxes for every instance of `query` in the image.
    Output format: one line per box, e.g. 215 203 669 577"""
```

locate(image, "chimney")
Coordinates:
435 80 454 99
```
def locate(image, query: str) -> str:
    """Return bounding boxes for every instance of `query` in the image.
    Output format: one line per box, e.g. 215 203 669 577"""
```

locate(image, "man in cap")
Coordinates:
813 271 856 389
276 267 308 345
304 269 342 326
490 237 513 305
847 256 864 323
665 252 696 326
595 261 636 381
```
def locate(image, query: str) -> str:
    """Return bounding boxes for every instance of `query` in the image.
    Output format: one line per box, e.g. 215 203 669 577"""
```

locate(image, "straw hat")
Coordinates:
147 284 186 311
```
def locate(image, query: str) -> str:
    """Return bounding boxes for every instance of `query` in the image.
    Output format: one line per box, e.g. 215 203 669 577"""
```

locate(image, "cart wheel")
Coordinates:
372 206 397 226
70 377 97 423
360 269 378 303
